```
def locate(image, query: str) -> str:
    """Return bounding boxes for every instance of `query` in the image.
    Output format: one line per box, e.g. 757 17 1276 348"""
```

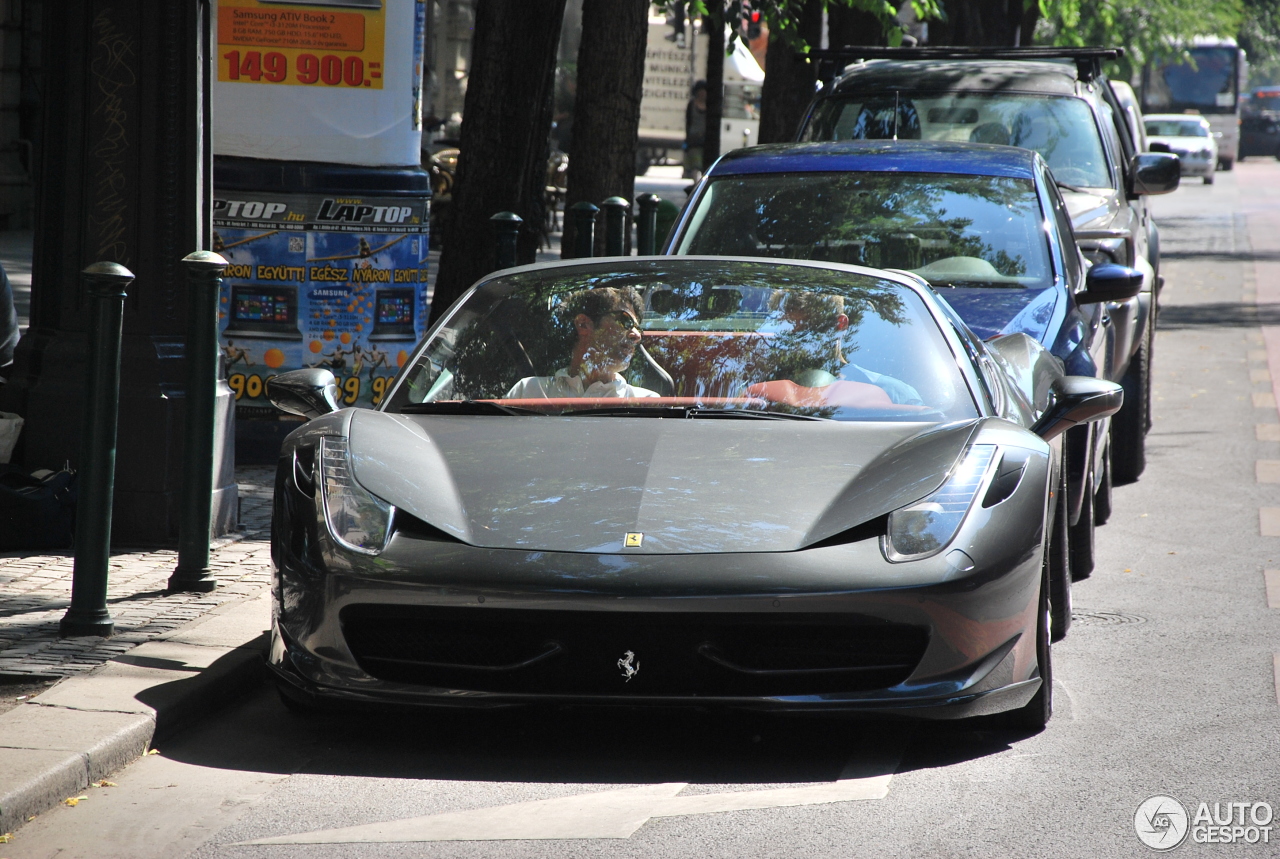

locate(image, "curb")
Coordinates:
0 591 270 835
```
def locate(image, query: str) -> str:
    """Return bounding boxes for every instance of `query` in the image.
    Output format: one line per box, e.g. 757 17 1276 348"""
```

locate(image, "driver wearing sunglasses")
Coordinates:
505 286 660 399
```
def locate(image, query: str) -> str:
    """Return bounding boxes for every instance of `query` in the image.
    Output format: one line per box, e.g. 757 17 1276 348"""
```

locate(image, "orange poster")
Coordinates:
217 1 385 89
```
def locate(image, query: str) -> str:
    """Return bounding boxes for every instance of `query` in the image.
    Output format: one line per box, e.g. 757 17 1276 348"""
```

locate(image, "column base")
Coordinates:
59 611 115 638
168 568 219 593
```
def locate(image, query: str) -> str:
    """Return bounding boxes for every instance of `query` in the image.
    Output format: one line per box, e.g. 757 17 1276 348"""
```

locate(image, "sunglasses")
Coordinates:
604 310 641 331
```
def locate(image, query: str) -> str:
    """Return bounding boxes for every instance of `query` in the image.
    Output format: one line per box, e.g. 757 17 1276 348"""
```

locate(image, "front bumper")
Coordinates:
269 465 1048 718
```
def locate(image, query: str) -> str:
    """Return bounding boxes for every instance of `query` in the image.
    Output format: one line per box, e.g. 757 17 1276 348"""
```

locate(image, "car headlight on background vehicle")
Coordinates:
319 436 394 555
1198 148 1213 159
883 445 997 562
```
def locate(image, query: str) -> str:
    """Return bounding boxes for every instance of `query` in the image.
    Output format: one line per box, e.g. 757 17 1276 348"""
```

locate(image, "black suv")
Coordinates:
797 47 1179 488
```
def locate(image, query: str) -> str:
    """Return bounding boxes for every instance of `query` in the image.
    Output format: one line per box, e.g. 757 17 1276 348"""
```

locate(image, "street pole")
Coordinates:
601 197 629 256
636 194 661 255
60 263 135 638
169 251 229 594
491 211 522 270
570 202 599 258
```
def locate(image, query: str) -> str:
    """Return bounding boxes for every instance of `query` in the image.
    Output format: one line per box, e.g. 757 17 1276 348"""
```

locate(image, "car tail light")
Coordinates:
319 436 394 555
883 445 997 561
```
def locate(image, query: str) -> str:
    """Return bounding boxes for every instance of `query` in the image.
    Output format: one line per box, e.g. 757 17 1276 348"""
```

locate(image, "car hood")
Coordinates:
348 410 980 554
1060 187 1119 232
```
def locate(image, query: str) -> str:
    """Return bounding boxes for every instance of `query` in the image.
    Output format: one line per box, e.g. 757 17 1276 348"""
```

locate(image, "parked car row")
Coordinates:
260 48 1179 733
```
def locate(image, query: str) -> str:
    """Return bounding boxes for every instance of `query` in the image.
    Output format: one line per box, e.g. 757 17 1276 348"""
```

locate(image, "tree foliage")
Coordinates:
1036 0 1245 82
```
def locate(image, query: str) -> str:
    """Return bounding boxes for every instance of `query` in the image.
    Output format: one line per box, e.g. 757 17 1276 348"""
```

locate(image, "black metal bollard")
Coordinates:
570 201 599 258
601 197 629 256
169 251 229 594
490 211 522 270
636 194 661 255
60 263 135 638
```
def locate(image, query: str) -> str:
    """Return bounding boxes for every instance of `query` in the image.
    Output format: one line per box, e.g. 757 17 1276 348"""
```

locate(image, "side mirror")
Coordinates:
1131 152 1180 196
1030 376 1123 441
1078 263 1143 304
266 369 341 419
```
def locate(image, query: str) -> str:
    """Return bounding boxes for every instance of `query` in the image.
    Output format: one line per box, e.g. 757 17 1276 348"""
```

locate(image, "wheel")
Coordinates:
1222 158 1234 171
1094 439 1113 526
1049 460 1072 642
1111 325 1150 484
1204 175 1215 185
994 539 1053 731
1069 458 1096 581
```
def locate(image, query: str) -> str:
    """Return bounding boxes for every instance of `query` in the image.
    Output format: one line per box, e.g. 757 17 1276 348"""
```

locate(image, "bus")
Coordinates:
1141 37 1249 170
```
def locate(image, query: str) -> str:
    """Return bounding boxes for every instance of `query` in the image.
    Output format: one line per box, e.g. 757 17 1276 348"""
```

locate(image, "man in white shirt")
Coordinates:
506 286 660 399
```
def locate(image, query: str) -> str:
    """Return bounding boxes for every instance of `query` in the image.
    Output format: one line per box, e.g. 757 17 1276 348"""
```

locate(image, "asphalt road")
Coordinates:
13 162 1280 859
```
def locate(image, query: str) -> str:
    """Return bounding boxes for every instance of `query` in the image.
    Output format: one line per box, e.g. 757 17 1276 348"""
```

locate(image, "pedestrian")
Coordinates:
683 80 708 180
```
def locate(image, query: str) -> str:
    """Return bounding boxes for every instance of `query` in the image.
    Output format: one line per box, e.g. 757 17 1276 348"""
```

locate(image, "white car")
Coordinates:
1145 114 1218 184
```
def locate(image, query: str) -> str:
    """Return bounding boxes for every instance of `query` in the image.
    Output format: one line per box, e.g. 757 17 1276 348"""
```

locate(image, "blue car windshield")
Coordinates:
676 171 1060 342
803 93 1112 189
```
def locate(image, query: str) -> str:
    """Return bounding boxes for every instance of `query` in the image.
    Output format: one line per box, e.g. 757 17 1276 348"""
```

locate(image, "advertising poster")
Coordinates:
213 190 430 415
217 0 386 90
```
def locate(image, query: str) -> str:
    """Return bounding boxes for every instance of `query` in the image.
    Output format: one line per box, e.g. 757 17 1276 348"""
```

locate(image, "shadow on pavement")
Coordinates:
153 673 1023 787
1156 302 1280 329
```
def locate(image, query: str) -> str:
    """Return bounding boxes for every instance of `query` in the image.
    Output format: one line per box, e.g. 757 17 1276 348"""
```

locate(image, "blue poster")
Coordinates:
213 190 430 414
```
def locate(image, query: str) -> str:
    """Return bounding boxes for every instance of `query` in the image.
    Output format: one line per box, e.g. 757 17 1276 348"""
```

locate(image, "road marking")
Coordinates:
1258 461 1280 483
1254 392 1277 409
1259 425 1280 442
237 753 900 845
1254 369 1274 383
1261 508 1280 537
1266 570 1280 609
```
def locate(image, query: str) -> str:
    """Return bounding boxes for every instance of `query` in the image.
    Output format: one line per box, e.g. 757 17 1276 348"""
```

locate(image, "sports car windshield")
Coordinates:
803 94 1112 189
383 260 978 422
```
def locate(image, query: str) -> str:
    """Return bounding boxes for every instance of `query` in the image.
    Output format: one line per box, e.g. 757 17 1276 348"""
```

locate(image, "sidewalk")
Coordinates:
0 466 276 836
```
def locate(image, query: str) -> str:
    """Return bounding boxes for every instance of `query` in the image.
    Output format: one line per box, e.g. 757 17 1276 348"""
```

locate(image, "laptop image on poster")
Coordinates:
368 288 417 341
222 284 304 340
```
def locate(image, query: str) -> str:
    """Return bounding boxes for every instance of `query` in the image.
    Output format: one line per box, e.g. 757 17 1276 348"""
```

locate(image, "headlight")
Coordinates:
883 445 997 561
319 436 394 555
1198 148 1212 158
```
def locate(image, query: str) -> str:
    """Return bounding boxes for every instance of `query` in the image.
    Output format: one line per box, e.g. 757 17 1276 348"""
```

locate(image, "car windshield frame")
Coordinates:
380 259 984 424
802 91 1116 190
1145 119 1210 138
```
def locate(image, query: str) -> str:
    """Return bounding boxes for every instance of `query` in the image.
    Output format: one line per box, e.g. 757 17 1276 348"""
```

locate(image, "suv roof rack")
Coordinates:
809 46 1124 84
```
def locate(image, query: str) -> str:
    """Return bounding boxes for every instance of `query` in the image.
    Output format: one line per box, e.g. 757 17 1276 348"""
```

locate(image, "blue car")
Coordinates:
663 140 1144 637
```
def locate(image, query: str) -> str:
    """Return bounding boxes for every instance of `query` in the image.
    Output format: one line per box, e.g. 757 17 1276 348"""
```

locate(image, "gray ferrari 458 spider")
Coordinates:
265 257 1122 730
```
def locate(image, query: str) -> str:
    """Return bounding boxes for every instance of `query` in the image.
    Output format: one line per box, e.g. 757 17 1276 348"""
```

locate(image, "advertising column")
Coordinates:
212 0 430 456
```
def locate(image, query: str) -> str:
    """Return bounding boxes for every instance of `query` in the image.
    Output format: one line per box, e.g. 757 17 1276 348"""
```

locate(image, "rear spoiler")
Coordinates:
807 46 1124 86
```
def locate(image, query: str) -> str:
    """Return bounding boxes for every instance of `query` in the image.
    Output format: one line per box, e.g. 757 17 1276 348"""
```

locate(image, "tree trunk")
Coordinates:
932 0 1035 46
703 3 725 166
827 5 888 51
562 0 649 258
756 0 824 144
430 0 567 322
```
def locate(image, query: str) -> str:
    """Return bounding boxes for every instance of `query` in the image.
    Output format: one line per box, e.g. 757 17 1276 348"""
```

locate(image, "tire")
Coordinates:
1049 461 1072 642
1222 158 1234 171
994 543 1053 731
1111 327 1149 485
1069 460 1095 581
1204 175 1215 185
1094 439 1113 526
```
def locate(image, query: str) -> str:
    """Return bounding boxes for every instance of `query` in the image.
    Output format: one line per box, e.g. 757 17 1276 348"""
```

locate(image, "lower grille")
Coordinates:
340 605 928 697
